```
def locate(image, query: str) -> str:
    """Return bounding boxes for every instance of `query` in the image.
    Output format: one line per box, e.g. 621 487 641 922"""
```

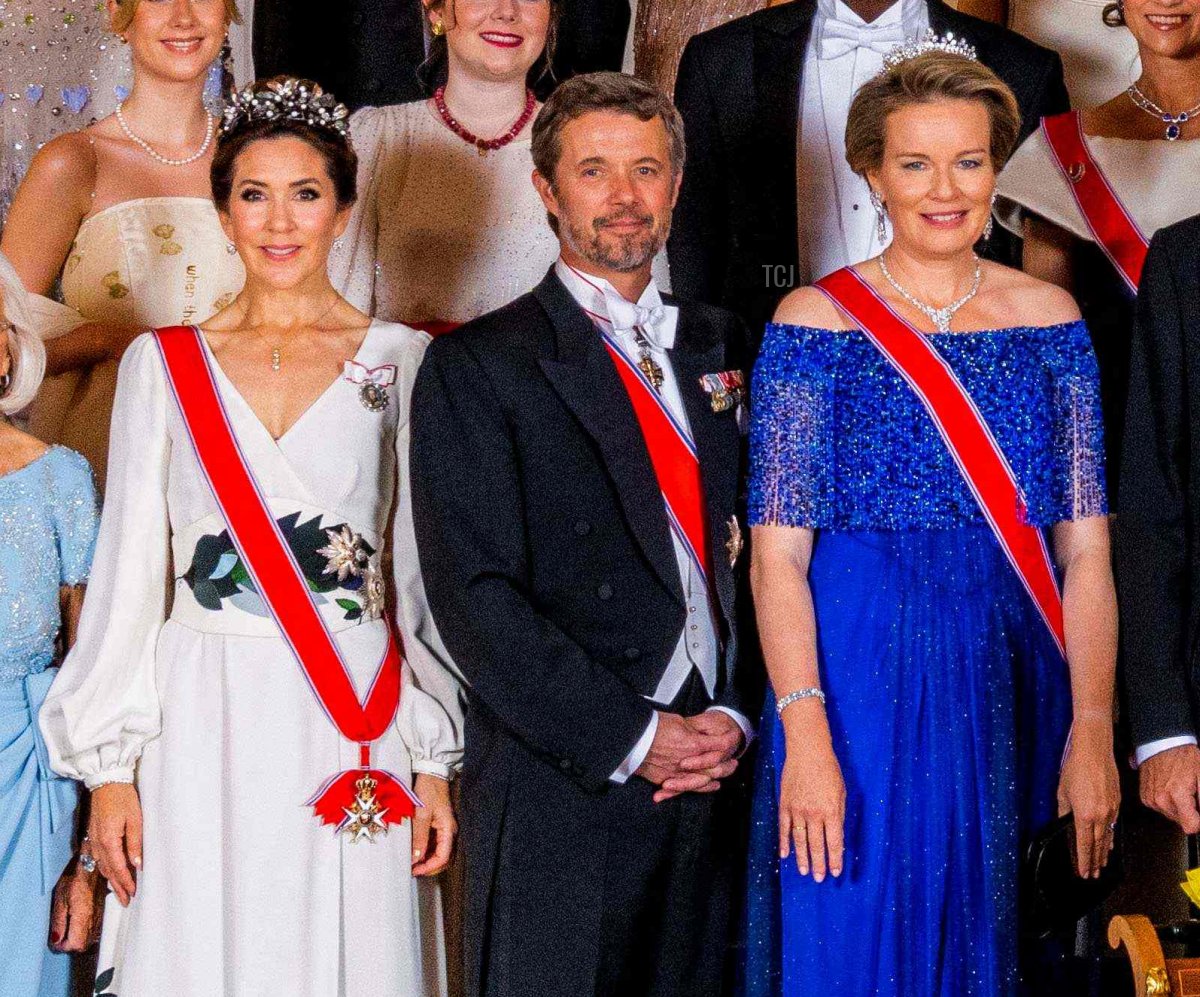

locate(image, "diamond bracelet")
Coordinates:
776 687 827 715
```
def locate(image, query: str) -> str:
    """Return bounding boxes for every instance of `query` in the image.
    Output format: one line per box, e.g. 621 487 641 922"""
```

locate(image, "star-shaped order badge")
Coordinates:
341 774 390 843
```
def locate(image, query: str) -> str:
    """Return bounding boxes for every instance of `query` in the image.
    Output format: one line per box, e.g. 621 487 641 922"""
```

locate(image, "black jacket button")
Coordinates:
574 519 592 536
597 583 613 600
559 758 572 771
623 647 641 661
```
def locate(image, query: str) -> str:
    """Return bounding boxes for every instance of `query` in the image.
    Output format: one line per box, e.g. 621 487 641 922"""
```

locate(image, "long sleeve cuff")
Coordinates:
411 758 455 781
706 706 756 755
82 766 136 791
1134 735 1199 768
610 711 659 785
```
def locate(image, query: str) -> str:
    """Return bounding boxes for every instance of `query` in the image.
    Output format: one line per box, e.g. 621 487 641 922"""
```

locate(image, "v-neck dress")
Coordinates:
39 322 465 997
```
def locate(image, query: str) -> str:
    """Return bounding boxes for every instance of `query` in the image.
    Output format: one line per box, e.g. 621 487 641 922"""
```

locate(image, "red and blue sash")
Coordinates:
814 269 1067 659
1041 111 1149 294
154 326 419 835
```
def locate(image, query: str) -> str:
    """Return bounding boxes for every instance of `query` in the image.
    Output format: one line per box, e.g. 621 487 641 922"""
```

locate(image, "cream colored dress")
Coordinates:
41 323 463 997
29 197 245 487
332 100 560 327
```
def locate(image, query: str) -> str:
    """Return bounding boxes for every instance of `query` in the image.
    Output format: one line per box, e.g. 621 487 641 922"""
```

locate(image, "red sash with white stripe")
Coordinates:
1042 111 1149 294
154 326 419 836
603 338 715 589
814 269 1066 659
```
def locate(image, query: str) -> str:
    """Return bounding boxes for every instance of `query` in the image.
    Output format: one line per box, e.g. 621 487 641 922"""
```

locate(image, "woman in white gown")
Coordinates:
40 78 463 997
1 0 246 485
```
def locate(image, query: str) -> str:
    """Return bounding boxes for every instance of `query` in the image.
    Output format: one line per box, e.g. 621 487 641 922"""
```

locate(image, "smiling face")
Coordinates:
867 99 996 260
110 0 229 83
435 0 552 84
218 135 352 292
533 110 680 275
1122 0 1200 59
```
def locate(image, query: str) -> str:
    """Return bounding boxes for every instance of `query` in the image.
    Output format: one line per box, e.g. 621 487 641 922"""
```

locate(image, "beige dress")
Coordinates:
332 100 560 327
29 196 245 486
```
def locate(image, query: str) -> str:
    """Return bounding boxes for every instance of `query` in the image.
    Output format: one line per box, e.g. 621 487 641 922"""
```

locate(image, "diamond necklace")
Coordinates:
1127 84 1200 141
877 254 982 333
115 103 214 166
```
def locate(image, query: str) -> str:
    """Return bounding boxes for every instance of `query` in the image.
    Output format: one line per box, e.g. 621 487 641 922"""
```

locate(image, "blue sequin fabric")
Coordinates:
0 446 99 684
749 321 1107 531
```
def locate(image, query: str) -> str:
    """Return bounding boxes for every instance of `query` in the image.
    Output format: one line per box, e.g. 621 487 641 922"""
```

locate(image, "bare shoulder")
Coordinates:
980 262 1081 327
772 285 852 330
25 130 96 188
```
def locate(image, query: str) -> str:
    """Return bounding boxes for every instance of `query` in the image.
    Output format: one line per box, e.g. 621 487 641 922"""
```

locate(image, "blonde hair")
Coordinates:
112 0 242 32
0 255 46 417
845 52 1022 179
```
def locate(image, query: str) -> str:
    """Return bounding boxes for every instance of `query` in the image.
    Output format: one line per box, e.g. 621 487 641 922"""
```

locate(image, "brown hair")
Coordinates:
112 0 243 31
1102 2 1125 26
531 71 686 183
210 79 357 213
845 52 1022 179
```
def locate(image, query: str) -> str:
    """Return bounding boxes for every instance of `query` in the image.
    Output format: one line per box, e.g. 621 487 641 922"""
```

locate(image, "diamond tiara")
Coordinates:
882 30 979 71
221 77 351 140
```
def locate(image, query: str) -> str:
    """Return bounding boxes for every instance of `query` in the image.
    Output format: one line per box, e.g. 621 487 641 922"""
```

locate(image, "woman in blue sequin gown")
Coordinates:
0 261 102 994
741 52 1120 996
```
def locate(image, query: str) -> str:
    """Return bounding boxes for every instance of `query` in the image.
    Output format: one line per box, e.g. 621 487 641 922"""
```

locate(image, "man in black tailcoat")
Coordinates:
410 71 755 997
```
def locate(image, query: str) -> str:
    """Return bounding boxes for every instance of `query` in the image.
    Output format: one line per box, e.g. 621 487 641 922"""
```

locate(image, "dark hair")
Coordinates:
211 79 358 213
1102 1 1125 26
532 71 686 183
418 0 563 95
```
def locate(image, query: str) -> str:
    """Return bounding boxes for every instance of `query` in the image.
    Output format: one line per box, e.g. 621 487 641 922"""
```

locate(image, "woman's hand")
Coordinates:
779 719 846 882
1057 718 1120 879
89 782 143 906
411 773 456 877
48 856 105 952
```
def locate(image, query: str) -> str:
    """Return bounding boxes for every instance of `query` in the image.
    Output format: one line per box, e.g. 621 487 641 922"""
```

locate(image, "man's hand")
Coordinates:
1140 743 1200 833
635 711 743 803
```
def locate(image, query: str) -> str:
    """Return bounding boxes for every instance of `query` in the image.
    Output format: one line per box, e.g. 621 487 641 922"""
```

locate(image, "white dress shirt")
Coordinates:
797 0 929 284
554 260 754 783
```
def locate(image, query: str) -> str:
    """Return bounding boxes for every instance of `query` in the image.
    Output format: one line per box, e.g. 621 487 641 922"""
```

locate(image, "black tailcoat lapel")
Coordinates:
533 272 685 605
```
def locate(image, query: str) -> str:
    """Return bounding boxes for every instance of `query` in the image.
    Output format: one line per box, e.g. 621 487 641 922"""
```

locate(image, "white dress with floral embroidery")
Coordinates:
39 321 464 997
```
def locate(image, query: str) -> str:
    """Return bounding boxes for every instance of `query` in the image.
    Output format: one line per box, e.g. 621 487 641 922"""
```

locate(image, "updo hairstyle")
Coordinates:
210 78 358 214
844 52 1022 181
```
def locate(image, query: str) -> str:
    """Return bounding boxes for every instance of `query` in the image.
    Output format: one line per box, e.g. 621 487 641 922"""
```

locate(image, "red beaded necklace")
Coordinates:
433 86 537 156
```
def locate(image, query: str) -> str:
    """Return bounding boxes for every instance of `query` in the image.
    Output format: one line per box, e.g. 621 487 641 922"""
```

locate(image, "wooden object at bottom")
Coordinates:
1110 915 1200 995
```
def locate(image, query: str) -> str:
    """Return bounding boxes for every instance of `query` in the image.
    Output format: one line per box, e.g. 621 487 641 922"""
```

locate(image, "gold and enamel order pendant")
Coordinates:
359 382 389 412
341 774 390 843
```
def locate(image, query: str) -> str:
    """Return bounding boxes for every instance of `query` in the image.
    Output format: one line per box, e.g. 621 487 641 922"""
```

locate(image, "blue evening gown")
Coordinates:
0 445 98 995
741 321 1107 996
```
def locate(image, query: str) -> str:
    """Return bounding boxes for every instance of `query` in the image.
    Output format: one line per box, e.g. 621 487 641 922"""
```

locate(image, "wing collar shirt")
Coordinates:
554 259 754 783
798 0 929 284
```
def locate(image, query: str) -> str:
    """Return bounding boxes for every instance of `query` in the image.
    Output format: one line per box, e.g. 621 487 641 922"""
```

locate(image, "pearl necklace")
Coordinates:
115 103 215 166
878 254 982 333
1126 84 1200 142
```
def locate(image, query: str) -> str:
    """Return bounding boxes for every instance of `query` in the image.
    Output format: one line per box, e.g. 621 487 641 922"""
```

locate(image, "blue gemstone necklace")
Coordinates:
1127 84 1200 142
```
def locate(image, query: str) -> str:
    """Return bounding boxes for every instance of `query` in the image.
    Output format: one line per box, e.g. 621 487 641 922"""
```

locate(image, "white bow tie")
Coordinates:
606 295 672 349
818 19 907 60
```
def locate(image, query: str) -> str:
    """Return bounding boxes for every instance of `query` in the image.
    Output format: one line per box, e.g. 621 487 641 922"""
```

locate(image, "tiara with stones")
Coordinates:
221 77 351 140
882 30 978 71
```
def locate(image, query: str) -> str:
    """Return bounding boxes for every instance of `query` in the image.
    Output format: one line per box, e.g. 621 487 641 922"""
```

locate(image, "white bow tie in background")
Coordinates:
817 19 907 60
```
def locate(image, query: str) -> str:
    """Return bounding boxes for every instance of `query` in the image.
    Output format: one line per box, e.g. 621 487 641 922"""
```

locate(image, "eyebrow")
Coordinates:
894 148 989 158
576 155 665 167
236 177 325 187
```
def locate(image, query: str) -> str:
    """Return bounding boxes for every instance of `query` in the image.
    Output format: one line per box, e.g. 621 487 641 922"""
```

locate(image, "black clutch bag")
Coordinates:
1021 812 1123 939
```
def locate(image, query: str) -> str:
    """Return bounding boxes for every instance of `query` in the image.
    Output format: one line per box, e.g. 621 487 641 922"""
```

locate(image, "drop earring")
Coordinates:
982 192 997 242
870 189 888 244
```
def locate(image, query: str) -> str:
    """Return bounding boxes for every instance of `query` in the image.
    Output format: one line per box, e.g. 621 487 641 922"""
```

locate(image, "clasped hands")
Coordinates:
635 710 744 803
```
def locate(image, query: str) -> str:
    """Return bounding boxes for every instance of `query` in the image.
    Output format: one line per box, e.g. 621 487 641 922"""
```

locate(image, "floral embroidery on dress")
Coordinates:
64 241 83 275
183 512 382 622
152 223 183 256
101 271 129 299
211 291 237 313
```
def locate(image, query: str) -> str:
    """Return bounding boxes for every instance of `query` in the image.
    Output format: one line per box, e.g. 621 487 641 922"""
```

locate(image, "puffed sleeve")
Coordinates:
39 334 171 788
390 331 465 780
330 106 386 314
51 448 99 586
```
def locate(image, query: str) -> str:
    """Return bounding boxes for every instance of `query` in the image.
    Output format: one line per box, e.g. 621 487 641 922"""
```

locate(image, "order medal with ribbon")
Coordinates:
343 360 397 413
699 370 745 413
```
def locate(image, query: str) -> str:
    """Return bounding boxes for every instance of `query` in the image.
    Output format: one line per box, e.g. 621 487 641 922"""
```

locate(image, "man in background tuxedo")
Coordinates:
410 72 754 997
253 0 631 108
668 0 1069 358
1118 215 1200 837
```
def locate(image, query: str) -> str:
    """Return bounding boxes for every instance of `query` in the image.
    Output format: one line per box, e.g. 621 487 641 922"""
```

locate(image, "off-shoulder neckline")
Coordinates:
766 319 1086 338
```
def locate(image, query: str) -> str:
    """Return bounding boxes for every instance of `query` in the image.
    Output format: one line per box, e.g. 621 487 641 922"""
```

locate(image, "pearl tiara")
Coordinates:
882 30 978 71
221 78 351 140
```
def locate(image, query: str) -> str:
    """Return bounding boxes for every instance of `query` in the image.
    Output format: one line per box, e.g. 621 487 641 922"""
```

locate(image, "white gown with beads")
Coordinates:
40 322 463 997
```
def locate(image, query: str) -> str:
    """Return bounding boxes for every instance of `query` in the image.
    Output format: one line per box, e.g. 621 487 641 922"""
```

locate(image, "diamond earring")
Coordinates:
226 242 237 255
982 191 997 242
870 189 888 243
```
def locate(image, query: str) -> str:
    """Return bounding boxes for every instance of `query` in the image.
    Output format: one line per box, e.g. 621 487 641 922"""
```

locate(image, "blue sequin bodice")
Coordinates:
0 446 98 684
749 321 1107 531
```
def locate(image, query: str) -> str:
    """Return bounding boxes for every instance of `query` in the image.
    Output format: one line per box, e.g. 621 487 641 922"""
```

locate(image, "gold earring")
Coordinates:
431 20 445 36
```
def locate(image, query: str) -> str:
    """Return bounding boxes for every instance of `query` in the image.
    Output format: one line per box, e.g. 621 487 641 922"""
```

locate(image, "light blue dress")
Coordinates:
741 321 1107 995
0 445 99 995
